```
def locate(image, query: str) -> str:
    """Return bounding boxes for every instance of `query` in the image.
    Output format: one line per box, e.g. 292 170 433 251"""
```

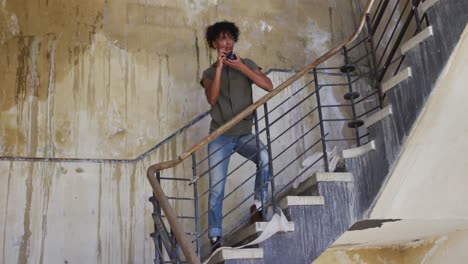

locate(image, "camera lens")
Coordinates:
226 52 237 60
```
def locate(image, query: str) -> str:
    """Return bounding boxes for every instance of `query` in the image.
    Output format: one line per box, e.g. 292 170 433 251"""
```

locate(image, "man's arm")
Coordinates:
202 53 226 106
224 57 273 92
202 68 222 106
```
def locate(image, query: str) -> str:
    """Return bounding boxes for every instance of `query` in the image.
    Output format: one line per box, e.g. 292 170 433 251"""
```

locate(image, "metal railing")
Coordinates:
146 0 430 262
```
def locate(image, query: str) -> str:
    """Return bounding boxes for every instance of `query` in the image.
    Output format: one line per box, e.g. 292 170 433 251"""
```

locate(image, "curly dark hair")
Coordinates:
205 21 240 49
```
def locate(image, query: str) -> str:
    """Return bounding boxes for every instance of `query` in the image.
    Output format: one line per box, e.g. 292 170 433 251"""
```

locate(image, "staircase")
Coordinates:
146 0 468 263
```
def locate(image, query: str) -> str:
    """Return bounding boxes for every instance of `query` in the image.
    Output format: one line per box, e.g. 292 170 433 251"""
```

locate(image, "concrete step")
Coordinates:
341 140 376 159
207 248 264 264
261 179 354 264
401 26 434 54
279 196 325 209
291 172 353 196
224 221 295 247
382 67 412 94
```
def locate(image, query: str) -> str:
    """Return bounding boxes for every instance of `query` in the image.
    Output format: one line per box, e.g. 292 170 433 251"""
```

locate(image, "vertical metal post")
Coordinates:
170 231 180 264
262 102 276 212
313 68 329 172
342 47 361 146
155 172 163 264
412 0 422 33
191 154 201 261
253 110 265 212
366 14 383 109
371 0 390 34
378 0 421 81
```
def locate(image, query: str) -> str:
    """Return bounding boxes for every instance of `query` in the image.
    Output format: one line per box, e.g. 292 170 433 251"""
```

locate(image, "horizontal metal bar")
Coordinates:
347 35 370 51
264 68 314 75
257 79 316 121
357 105 380 119
352 52 372 64
315 66 343 70
319 83 350 87
159 177 192 182
270 108 319 143
161 215 195 220
272 123 321 154
274 154 324 197
321 103 353 108
272 135 325 179
314 71 348 77
166 196 194 201
325 138 358 142
350 74 367 85
0 156 136 164
323 118 354 122
264 89 318 130
360 133 370 139
354 90 379 104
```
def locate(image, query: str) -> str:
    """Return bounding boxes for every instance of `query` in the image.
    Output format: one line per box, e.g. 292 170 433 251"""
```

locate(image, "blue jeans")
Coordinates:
208 133 270 238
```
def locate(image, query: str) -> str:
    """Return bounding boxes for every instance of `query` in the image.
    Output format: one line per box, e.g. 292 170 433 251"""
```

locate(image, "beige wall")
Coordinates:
314 229 468 264
403 229 468 264
0 0 363 263
0 0 359 160
370 25 468 220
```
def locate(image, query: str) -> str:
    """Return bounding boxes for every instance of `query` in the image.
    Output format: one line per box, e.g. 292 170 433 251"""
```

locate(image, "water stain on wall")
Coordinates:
17 164 34 264
38 163 56 264
1 162 13 264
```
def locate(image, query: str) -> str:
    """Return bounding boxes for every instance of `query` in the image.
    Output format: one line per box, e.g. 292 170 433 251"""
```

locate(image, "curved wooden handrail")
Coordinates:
147 0 375 263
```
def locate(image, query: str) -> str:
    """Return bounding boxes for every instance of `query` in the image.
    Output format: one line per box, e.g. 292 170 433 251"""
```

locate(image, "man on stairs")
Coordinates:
200 21 274 252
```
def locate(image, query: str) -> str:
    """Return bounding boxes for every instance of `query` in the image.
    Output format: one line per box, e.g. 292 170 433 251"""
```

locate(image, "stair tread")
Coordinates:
208 248 263 264
225 221 294 247
279 196 325 209
401 26 434 54
292 172 353 196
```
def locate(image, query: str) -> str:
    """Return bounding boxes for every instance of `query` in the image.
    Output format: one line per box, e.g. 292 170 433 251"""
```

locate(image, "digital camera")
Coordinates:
225 52 237 60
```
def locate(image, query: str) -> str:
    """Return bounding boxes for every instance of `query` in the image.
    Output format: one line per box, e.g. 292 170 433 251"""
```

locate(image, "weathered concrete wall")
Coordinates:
0 0 358 160
403 229 468 263
315 247 403 263
314 229 468 264
0 0 362 263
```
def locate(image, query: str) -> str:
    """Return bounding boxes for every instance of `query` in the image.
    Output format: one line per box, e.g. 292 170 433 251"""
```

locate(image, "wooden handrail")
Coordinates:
147 0 375 263
147 167 199 264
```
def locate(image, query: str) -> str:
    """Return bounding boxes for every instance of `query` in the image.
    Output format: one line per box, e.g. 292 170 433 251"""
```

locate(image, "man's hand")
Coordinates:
216 52 226 71
224 53 246 71
224 52 273 92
